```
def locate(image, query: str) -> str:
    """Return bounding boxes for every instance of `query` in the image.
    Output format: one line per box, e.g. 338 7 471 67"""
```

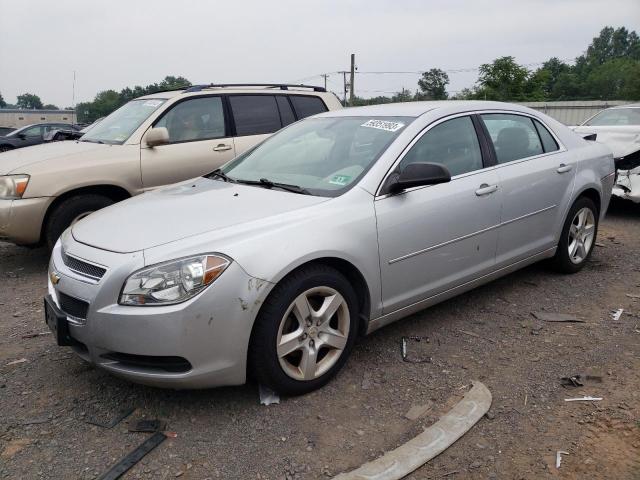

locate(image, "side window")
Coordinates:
533 119 559 153
399 116 483 177
276 96 296 126
481 114 543 164
155 96 225 143
229 95 282 136
22 126 42 138
290 96 327 119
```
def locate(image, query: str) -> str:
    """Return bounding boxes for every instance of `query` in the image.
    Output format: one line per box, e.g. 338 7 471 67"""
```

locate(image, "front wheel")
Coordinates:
551 197 598 273
249 264 359 396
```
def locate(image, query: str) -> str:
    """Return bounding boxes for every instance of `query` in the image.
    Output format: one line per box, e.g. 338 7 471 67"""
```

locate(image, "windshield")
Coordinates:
7 125 32 137
81 99 166 144
219 116 412 197
584 108 640 126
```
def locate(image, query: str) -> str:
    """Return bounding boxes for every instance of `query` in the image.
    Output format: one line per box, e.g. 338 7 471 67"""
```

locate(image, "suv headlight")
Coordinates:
119 254 230 306
0 175 30 199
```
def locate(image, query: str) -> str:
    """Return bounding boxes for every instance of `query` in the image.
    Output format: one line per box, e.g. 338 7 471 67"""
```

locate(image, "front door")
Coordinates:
140 96 236 190
479 113 577 266
375 115 502 313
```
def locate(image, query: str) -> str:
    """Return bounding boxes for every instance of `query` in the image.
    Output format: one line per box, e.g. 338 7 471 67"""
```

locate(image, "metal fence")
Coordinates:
518 100 633 126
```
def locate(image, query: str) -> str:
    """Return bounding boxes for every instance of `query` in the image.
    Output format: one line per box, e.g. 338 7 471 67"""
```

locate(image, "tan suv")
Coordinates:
0 84 342 248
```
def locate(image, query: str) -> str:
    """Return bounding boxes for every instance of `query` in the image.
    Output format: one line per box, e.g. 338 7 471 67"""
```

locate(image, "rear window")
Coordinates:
481 114 544 164
533 119 559 153
276 96 296 126
230 95 282 136
290 96 328 119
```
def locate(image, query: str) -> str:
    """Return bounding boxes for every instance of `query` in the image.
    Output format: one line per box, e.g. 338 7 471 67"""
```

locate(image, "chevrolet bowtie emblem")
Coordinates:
50 271 61 285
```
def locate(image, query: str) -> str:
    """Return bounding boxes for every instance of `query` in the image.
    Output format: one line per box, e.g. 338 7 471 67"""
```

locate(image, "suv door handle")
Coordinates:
557 164 572 174
213 144 232 152
475 183 498 196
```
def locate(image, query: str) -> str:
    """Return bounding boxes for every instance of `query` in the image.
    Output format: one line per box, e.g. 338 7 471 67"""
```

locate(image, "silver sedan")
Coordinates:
46 101 615 395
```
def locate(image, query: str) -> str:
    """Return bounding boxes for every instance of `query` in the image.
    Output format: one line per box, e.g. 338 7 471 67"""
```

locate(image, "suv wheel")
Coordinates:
249 264 358 396
551 196 598 273
44 194 114 249
0 145 13 152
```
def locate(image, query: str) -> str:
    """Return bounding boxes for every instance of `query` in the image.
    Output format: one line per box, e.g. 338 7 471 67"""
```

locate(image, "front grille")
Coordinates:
58 292 89 320
62 251 106 280
101 353 192 373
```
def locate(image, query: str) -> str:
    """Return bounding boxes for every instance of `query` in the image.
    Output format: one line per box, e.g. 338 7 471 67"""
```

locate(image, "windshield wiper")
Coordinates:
79 138 104 144
235 178 311 195
206 168 235 183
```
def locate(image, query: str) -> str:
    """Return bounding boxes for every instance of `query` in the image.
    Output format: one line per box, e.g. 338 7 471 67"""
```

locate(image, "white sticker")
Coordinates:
143 100 163 108
361 119 405 132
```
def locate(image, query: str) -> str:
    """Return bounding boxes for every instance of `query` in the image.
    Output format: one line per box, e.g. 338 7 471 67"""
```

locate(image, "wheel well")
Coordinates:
282 258 372 336
40 185 131 243
577 188 601 215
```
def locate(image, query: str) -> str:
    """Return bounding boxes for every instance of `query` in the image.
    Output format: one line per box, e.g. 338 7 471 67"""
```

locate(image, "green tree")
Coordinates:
16 93 43 109
391 88 413 103
0 92 6 108
417 68 449 100
474 56 531 101
42 104 59 110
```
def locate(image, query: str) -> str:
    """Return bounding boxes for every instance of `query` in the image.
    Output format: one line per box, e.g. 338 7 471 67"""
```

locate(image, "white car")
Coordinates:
573 104 640 203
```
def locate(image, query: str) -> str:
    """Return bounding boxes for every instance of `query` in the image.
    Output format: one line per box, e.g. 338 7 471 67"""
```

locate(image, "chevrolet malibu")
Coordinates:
46 101 614 395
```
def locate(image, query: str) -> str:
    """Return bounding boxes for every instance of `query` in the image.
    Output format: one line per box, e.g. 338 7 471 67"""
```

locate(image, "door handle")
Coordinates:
213 144 232 152
475 183 498 196
557 163 572 174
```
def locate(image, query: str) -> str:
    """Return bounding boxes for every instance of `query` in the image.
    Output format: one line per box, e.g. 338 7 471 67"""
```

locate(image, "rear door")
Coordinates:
479 113 576 266
140 95 235 189
375 114 502 312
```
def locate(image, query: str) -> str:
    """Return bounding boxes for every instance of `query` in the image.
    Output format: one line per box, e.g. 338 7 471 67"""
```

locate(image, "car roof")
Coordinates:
315 100 537 118
139 85 331 100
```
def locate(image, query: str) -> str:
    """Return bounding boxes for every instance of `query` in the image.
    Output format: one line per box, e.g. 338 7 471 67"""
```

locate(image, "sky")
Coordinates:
1 0 639 108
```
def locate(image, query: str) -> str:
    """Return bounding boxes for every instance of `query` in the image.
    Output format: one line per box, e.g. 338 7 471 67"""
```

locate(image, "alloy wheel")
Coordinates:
568 207 595 264
276 286 350 381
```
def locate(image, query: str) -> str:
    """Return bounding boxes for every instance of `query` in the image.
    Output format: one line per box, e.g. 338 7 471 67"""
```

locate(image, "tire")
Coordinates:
249 264 359 396
44 194 114 249
551 196 599 273
0 145 14 153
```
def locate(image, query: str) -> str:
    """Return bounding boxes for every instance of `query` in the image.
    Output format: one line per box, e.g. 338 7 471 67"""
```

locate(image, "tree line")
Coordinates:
353 26 640 105
1 26 638 120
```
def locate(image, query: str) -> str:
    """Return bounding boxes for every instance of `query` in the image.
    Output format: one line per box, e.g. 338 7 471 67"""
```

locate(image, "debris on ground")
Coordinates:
259 384 280 405
332 382 492 480
610 308 624 321
556 450 569 468
560 374 603 387
1 438 32 459
6 358 27 366
401 336 432 363
20 332 50 339
404 402 433 421
129 419 166 433
97 431 166 480
86 406 135 429
564 396 603 402
626 293 640 299
458 330 497 343
531 312 585 323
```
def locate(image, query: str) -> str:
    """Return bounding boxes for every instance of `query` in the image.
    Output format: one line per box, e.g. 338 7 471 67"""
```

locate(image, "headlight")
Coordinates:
119 254 230 306
0 175 30 199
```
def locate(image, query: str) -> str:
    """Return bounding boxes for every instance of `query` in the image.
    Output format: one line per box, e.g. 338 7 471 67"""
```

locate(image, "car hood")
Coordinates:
572 125 640 158
0 141 111 174
72 177 329 253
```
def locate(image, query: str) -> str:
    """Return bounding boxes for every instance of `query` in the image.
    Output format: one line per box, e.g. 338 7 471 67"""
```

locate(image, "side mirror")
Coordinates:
17 133 26 140
387 162 451 194
144 127 170 147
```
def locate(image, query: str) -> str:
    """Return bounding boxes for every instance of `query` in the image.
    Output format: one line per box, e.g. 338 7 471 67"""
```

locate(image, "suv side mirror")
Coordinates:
387 162 451 194
144 127 170 147
17 133 26 140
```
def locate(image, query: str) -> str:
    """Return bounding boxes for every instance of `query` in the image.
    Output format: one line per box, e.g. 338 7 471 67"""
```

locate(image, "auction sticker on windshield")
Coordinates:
143 100 164 108
361 119 405 132
329 175 352 186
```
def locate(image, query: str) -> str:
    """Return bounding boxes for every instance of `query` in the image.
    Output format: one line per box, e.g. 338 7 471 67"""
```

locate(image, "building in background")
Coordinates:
0 109 77 128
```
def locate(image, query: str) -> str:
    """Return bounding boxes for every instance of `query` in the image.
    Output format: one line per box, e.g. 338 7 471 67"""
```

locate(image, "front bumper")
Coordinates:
48 233 273 389
0 197 51 245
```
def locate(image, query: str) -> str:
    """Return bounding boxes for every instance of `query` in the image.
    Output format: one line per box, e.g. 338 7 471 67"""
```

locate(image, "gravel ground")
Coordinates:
1 199 639 480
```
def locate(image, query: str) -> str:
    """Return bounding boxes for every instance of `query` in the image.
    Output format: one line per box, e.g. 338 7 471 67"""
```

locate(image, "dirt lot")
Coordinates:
1 199 639 480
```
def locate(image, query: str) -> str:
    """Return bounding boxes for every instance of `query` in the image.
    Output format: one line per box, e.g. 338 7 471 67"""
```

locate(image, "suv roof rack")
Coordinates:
182 83 326 93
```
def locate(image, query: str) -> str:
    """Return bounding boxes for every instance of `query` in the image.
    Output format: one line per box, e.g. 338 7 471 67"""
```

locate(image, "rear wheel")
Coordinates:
551 196 598 273
0 145 13 152
44 194 114 249
249 264 358 396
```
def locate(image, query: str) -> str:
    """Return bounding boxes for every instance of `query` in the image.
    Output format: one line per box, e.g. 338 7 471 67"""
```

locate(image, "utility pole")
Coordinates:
320 73 328 91
342 71 348 106
349 54 355 106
